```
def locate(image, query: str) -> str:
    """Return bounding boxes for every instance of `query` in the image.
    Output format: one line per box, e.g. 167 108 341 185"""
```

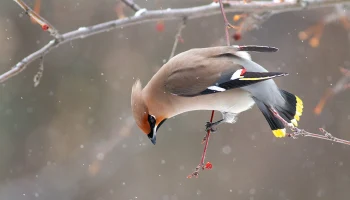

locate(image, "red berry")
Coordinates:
42 24 49 31
233 33 241 41
205 162 213 169
156 21 164 32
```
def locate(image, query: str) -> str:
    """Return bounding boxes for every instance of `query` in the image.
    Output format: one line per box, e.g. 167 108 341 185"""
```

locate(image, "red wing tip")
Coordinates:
240 68 247 76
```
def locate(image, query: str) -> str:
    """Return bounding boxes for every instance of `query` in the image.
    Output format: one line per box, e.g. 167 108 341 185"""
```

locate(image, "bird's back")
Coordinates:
228 51 285 107
143 46 286 117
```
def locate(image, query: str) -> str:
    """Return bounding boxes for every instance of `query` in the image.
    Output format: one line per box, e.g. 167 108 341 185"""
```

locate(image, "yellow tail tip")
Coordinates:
294 95 304 123
273 129 286 138
291 119 298 127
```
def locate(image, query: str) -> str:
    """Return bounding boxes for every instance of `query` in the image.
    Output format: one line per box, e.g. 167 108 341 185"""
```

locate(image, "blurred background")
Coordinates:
0 0 350 199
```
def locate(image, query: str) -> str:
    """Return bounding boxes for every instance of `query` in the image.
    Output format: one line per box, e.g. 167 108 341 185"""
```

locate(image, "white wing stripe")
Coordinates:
230 69 242 80
207 86 226 92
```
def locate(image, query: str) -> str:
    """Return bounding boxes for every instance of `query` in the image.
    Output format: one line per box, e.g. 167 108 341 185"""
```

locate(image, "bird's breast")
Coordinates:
169 88 255 117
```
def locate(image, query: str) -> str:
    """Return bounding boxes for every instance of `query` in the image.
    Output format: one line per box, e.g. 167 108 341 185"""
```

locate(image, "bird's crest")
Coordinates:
131 79 150 134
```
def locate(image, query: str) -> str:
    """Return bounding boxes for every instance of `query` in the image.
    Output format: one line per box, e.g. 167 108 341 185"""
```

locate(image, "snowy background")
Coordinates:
0 0 349 200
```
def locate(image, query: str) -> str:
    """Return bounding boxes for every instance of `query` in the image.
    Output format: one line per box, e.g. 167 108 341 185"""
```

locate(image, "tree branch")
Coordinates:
120 0 141 12
187 0 234 178
169 18 187 60
270 108 350 146
13 0 60 38
2 0 350 84
219 0 232 46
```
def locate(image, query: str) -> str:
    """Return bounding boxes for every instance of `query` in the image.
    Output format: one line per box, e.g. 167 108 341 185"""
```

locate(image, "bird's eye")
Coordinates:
148 115 156 127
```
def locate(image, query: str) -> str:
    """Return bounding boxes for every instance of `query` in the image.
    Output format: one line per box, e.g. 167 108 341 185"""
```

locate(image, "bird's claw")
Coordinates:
205 122 217 133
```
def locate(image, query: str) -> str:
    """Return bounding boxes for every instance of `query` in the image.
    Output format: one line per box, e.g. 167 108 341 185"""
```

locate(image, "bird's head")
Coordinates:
131 79 167 145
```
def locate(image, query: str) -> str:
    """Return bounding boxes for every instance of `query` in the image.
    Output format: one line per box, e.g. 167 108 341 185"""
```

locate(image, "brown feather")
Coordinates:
164 47 242 96
131 79 150 134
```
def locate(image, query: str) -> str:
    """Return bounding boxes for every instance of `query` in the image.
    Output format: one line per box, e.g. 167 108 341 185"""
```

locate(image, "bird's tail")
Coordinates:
253 89 304 138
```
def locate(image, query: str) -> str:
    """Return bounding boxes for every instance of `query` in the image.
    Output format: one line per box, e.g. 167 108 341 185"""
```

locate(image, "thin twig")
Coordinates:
169 18 187 60
270 108 350 146
13 0 60 38
121 0 141 12
188 0 233 179
2 0 350 83
0 39 57 83
187 111 215 178
219 0 231 46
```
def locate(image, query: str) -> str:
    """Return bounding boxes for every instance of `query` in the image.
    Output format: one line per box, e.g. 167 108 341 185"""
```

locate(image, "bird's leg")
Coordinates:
202 119 225 144
203 112 235 143
205 119 225 133
188 111 216 178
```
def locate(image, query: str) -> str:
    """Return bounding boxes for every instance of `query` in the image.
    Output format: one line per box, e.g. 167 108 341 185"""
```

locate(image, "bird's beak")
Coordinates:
148 126 157 145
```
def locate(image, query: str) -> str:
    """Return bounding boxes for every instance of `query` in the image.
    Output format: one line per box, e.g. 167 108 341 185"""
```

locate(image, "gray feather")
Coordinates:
230 54 285 107
164 48 241 96
164 46 286 108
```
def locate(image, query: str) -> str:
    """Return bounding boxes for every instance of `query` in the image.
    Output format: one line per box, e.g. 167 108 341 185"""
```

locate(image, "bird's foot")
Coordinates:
205 122 218 133
202 121 223 143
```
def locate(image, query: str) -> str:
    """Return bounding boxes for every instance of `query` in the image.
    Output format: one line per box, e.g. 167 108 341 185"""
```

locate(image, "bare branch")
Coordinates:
219 0 232 46
169 18 187 60
13 0 60 38
270 108 350 146
187 111 215 178
0 39 57 83
188 0 231 179
2 0 350 83
121 0 141 12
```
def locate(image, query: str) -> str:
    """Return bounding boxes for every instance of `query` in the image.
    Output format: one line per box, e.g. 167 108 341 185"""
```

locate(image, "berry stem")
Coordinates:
188 111 215 178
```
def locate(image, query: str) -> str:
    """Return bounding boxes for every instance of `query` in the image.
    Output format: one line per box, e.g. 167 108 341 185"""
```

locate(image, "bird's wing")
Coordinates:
164 48 286 97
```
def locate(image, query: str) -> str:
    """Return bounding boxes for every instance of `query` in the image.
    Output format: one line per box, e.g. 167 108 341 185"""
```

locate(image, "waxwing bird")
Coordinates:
131 45 303 145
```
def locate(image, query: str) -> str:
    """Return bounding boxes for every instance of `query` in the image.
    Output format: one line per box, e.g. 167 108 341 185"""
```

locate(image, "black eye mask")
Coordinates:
147 115 156 137
147 115 167 138
148 115 156 128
